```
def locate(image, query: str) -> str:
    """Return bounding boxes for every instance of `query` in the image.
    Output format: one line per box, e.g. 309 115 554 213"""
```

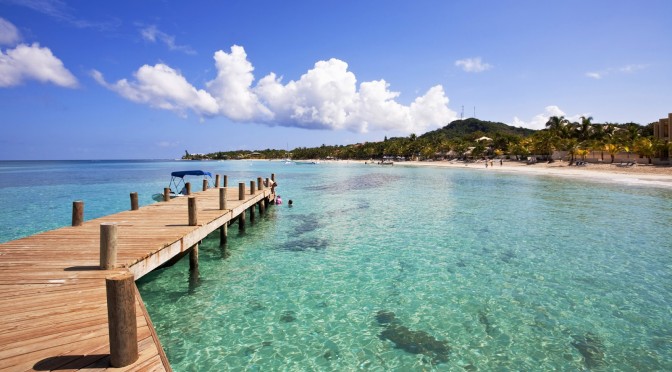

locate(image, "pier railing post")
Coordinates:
100 223 118 269
220 224 228 246
163 187 170 202
223 175 228 187
202 179 208 192
250 180 256 195
188 197 197 226
239 182 245 200
105 272 139 367
257 177 263 191
72 200 84 226
185 182 191 195
239 210 246 231
130 192 139 211
219 187 227 210
190 243 199 270
215 174 221 188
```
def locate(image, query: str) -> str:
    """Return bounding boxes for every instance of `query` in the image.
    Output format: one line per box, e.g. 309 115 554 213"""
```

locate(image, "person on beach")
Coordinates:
500 159 503 166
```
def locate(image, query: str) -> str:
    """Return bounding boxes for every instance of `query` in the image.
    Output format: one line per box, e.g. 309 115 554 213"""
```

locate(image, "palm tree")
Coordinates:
545 116 569 135
633 138 654 164
577 116 593 142
604 142 622 163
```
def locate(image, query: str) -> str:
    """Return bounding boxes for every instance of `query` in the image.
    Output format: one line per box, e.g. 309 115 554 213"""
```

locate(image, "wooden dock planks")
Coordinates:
0 185 273 371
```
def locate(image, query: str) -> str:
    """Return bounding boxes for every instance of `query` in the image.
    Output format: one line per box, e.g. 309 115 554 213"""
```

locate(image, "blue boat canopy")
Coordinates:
171 170 212 178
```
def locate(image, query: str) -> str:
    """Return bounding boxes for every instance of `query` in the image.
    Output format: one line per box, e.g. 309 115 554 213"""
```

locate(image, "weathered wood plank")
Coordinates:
0 184 274 371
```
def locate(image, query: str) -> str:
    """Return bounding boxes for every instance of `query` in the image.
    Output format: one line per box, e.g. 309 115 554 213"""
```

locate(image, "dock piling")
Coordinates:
215 174 220 188
239 210 246 231
219 187 227 210
105 272 139 367
188 197 197 226
223 175 228 187
100 223 118 269
202 179 208 192
130 192 139 211
72 200 84 227
189 243 199 270
163 187 170 202
185 182 191 195
220 224 228 246
239 182 245 200
250 180 256 195
257 177 263 191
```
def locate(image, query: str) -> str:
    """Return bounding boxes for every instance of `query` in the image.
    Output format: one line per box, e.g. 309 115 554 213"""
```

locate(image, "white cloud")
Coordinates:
94 45 456 133
0 43 77 87
91 64 219 117
207 46 272 121
511 105 588 130
140 25 195 55
0 17 20 45
455 57 492 73
586 64 647 79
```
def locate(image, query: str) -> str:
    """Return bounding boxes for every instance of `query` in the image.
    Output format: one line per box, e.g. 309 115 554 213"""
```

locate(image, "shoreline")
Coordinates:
286 158 672 189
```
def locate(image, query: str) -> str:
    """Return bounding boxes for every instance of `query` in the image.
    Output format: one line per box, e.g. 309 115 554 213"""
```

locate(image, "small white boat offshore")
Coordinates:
152 170 214 202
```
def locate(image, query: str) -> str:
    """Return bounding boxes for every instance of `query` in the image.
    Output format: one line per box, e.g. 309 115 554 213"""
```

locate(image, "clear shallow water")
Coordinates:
1 161 671 371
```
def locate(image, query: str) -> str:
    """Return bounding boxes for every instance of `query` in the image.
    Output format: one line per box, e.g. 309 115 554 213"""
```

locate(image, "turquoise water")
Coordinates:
1 161 671 370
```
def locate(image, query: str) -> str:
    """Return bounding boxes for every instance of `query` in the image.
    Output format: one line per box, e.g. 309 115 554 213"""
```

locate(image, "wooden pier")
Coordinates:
0 177 275 371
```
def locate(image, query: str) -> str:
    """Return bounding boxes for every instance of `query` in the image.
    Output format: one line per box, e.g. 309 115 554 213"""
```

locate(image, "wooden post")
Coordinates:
72 200 84 226
220 224 228 246
265 178 270 188
100 223 118 269
219 187 227 210
257 177 264 191
215 174 221 188
239 182 245 200
250 180 256 195
105 273 138 367
189 243 199 270
223 175 228 187
249 205 255 223
202 179 208 192
239 210 246 231
163 187 170 202
185 182 191 196
130 192 139 211
259 200 265 215
188 197 197 226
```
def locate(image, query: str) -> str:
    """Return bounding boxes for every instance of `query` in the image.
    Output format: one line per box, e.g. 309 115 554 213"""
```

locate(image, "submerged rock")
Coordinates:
375 310 397 325
280 311 296 323
279 238 329 252
572 332 606 369
478 310 496 337
294 213 321 235
378 323 450 364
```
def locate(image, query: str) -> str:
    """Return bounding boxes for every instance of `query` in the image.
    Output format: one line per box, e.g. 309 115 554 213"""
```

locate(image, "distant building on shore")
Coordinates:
653 113 672 141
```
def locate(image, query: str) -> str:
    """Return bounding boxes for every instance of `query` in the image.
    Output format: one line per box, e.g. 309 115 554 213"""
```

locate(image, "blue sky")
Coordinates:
1 0 670 160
